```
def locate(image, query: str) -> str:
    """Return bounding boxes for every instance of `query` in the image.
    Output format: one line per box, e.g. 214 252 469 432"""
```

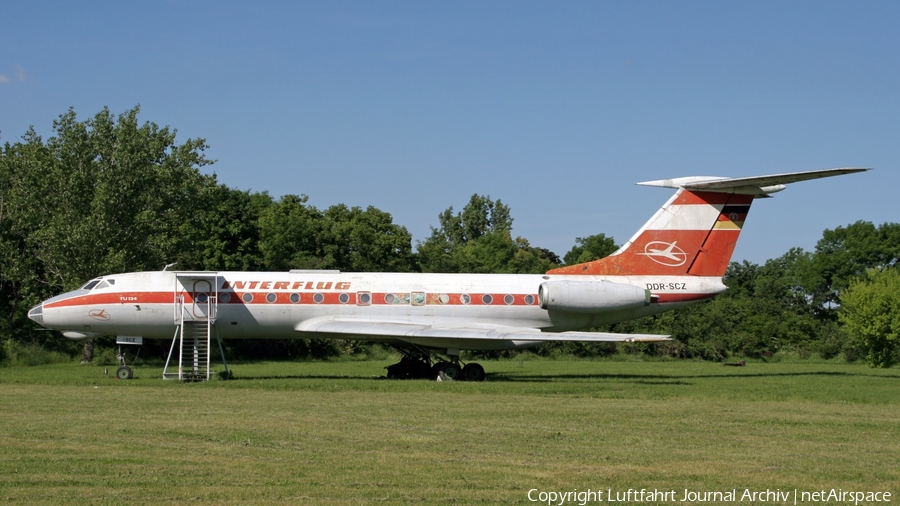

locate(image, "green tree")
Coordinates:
258 194 324 271
0 106 213 361
318 204 414 272
177 184 268 271
417 194 558 274
686 251 821 358
608 251 827 361
258 196 414 272
435 194 513 248
839 268 900 367
563 233 618 265
805 221 900 316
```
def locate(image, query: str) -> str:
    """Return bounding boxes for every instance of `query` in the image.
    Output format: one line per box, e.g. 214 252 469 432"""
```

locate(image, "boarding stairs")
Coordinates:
163 272 229 381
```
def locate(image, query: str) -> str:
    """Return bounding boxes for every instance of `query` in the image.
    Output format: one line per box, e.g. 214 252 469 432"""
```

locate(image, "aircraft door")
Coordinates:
192 280 212 319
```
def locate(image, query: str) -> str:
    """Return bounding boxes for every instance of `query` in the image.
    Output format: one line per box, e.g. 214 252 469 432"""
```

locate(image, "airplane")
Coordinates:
27 167 867 381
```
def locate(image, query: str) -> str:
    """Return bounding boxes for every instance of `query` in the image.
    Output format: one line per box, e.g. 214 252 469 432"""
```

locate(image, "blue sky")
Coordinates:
2 1 896 265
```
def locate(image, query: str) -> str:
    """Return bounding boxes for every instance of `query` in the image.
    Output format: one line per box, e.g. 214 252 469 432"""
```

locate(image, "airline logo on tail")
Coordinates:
640 241 687 267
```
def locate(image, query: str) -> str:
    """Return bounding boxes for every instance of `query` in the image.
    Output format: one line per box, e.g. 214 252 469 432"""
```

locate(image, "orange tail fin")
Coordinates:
549 190 752 277
548 168 869 278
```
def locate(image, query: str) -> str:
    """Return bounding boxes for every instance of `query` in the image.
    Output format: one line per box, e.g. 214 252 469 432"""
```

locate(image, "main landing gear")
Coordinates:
385 346 486 382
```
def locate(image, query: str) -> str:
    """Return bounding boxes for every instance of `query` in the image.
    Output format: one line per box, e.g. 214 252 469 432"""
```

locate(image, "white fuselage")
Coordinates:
33 270 724 350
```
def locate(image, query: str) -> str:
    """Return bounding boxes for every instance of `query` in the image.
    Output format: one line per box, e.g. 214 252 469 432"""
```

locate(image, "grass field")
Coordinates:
1 358 898 505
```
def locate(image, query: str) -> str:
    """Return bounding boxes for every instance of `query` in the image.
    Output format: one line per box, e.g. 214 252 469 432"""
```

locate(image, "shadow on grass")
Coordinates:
225 370 899 384
486 370 900 383
229 374 382 381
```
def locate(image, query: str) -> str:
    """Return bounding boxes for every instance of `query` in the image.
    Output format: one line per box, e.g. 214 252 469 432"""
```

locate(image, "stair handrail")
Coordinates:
174 294 186 325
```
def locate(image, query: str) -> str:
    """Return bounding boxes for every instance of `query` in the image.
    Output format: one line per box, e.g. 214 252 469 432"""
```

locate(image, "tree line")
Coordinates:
1 107 898 366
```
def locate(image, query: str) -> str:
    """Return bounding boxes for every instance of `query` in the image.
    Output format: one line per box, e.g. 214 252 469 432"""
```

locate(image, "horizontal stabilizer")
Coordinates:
637 167 869 196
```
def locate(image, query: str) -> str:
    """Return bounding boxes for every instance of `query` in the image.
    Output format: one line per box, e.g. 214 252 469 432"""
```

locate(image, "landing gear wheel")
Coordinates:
462 363 486 382
435 362 462 381
386 355 432 379
116 366 133 380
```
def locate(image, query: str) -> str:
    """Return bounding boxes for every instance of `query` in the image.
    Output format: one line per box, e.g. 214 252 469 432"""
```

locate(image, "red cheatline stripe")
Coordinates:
653 293 718 303
45 292 172 308
45 291 541 308
672 191 730 206
672 191 755 206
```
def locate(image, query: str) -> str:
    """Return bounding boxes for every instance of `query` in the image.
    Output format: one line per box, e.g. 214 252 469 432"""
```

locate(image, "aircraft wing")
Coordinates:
296 318 669 344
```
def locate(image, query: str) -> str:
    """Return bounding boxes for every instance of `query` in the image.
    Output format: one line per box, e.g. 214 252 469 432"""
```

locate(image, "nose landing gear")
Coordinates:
116 364 133 380
114 344 136 380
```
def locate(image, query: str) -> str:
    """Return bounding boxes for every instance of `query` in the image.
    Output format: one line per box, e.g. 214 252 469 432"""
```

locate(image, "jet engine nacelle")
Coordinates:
538 280 651 313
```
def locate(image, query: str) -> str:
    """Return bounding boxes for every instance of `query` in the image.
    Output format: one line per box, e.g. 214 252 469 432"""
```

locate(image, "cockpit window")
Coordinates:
94 280 110 290
107 279 115 285
81 279 101 290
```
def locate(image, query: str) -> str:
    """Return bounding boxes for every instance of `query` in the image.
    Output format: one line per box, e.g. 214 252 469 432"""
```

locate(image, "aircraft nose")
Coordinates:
28 303 44 326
